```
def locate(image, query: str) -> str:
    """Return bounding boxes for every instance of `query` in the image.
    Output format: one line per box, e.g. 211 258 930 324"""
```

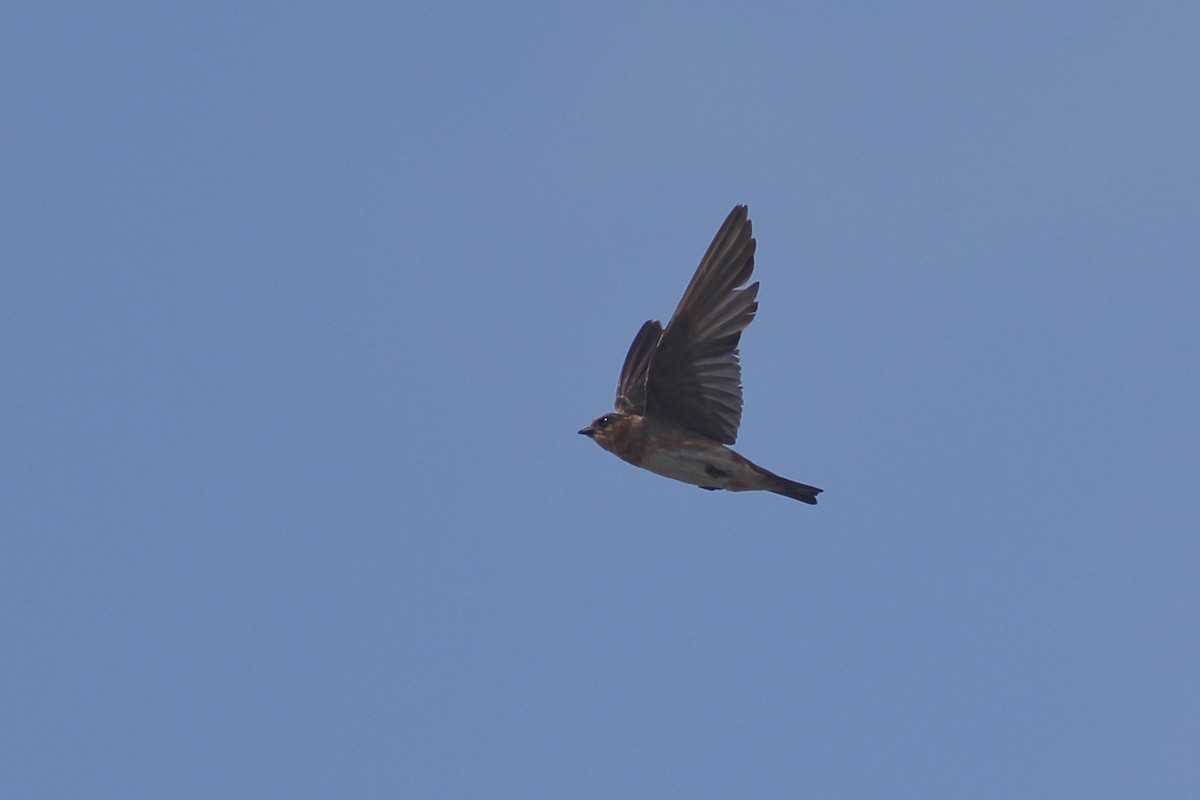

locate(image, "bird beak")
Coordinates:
578 426 595 437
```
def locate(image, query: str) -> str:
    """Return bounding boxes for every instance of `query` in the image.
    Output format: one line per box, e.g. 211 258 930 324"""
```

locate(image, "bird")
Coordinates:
579 205 823 504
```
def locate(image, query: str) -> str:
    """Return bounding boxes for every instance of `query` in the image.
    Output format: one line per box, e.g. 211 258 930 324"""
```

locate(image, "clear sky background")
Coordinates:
4 2 1198 797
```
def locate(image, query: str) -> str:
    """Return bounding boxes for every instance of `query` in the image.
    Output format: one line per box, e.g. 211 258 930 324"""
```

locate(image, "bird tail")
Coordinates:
751 464 822 505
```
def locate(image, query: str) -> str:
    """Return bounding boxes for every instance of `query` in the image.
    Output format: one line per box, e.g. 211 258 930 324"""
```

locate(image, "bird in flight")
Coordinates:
579 205 823 504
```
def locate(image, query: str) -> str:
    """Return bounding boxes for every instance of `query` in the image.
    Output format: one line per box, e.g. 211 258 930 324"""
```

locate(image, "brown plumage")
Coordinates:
579 205 822 505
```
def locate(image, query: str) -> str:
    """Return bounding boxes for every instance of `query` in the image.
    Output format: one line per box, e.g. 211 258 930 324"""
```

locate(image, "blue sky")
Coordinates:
4 2 1198 797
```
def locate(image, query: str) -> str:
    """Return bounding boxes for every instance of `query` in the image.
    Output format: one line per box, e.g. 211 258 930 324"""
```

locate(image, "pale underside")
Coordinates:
637 445 760 491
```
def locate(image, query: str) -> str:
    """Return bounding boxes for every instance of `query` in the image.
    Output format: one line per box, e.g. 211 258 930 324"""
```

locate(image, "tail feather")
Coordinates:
769 476 822 505
749 463 822 505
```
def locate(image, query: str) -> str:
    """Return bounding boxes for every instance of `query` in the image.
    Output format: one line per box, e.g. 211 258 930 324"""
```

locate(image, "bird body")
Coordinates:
579 205 822 505
580 413 821 503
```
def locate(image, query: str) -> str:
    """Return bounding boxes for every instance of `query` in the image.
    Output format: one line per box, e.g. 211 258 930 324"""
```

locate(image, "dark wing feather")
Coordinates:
644 205 759 443
614 319 662 413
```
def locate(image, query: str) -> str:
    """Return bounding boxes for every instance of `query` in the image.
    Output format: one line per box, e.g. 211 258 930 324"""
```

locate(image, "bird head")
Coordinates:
578 412 630 454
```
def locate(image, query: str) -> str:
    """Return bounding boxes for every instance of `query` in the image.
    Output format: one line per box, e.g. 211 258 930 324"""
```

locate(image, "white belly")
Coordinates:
639 447 744 488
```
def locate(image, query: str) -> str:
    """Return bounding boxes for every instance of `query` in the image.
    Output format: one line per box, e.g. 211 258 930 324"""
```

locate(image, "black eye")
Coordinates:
598 416 612 429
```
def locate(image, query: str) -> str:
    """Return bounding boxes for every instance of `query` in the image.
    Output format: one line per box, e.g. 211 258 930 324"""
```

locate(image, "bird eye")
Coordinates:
598 416 611 429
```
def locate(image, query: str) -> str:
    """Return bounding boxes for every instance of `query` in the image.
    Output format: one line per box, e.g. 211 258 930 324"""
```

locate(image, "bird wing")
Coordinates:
644 205 759 444
614 319 663 414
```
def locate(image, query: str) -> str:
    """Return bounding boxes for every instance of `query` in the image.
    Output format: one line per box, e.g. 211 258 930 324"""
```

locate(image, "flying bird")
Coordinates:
579 205 823 504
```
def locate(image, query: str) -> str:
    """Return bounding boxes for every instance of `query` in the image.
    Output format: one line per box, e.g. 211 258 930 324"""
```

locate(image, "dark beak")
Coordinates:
578 426 595 437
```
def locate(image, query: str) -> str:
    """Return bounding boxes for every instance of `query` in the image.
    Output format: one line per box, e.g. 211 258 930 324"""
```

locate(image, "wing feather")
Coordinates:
644 205 760 443
614 319 662 414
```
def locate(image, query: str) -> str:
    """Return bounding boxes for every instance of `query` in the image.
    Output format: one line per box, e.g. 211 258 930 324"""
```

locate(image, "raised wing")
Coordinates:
614 319 662 414
644 205 759 443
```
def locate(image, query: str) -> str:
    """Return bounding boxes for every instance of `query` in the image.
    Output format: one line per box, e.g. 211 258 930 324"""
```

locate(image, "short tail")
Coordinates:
751 464 822 505
770 477 822 505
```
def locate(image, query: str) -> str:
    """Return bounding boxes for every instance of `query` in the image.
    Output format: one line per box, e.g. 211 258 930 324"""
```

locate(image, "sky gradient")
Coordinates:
5 2 1198 797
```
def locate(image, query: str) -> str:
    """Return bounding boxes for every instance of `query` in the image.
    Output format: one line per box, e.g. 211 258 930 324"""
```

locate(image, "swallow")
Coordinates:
579 205 822 504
